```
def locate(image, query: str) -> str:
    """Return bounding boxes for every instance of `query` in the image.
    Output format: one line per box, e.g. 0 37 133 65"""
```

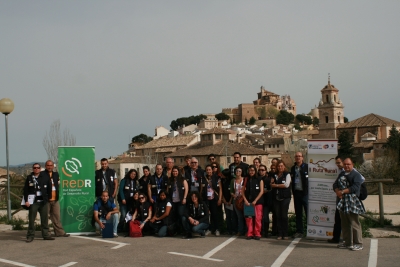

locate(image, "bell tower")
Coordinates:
318 74 344 139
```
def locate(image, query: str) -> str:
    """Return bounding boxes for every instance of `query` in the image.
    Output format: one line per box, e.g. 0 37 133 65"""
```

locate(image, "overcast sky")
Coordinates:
0 1 399 165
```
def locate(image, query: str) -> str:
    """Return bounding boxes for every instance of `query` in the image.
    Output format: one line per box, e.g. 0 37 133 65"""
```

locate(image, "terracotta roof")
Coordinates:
108 157 148 164
136 135 197 149
337 113 400 128
167 141 268 158
200 128 230 135
155 147 177 153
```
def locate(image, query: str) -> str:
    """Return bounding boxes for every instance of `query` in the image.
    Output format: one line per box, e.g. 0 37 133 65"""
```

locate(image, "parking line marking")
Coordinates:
168 236 236 262
0 258 35 267
271 238 300 267
72 235 130 249
58 262 78 267
368 239 378 267
203 236 236 258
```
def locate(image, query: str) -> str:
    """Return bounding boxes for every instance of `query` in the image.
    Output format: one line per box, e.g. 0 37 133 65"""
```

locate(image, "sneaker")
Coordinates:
293 233 303 238
351 244 363 251
205 230 211 236
215 230 220 236
113 233 118 237
337 242 353 249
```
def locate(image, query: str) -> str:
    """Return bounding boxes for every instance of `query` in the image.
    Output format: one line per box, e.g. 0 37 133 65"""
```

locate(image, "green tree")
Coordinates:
262 123 267 127
384 125 400 164
276 110 295 125
257 107 267 119
266 106 280 118
294 124 302 131
170 114 207 130
249 116 256 125
344 117 349 123
312 117 319 126
131 133 153 144
296 114 312 125
338 130 354 159
215 112 230 121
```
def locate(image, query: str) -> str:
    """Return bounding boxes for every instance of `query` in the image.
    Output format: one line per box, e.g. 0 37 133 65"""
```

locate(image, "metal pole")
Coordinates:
378 182 384 226
5 114 11 221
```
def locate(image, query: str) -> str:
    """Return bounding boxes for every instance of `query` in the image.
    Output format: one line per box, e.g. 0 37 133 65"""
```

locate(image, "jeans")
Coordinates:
149 222 168 237
293 191 308 234
224 203 235 234
27 202 50 239
117 202 128 232
182 217 209 234
274 198 291 237
233 201 245 235
95 213 119 234
245 204 263 237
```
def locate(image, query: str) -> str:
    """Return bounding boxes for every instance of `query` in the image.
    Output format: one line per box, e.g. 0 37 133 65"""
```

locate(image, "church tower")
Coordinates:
318 75 344 139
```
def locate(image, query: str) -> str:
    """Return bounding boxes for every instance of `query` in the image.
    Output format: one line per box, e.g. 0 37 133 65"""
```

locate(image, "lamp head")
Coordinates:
0 98 14 115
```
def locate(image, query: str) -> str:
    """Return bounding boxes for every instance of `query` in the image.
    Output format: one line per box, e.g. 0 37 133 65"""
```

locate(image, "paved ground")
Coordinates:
0 231 398 267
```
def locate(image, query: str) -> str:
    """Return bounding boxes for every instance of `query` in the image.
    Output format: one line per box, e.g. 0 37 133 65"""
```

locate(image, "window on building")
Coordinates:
227 156 231 164
338 116 340 123
243 156 247 162
180 158 183 163
125 168 128 174
277 144 279 148
216 134 221 140
269 144 271 148
326 95 329 102
325 116 328 123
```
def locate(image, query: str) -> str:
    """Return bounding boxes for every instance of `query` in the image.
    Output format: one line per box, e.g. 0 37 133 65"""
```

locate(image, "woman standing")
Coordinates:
271 161 291 240
117 169 139 233
167 166 188 235
149 190 173 237
230 166 245 236
242 165 264 240
204 165 222 236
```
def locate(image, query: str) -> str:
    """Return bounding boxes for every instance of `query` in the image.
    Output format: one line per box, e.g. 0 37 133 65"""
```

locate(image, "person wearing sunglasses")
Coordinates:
24 163 54 243
132 194 152 235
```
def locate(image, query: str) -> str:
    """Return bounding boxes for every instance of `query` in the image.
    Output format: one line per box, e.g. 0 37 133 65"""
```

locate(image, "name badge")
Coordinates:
97 179 100 182
207 191 213 197
125 186 129 190
201 212 204 215
29 183 34 186
44 185 47 188
130 193 133 197
36 191 42 196
144 213 147 216
152 185 156 188
195 183 199 187
52 186 56 191
256 186 259 189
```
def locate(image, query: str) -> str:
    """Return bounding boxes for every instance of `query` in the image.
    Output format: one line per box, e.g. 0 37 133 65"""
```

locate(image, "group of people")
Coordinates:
23 152 366 251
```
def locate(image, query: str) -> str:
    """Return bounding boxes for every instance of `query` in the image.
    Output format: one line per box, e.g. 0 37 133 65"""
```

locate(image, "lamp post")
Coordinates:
0 98 14 221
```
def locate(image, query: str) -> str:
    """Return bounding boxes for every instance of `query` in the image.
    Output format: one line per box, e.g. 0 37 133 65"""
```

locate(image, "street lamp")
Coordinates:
0 98 14 221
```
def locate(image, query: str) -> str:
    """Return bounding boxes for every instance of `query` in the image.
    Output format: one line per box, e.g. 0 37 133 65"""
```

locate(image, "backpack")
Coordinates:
359 182 368 201
129 220 142 238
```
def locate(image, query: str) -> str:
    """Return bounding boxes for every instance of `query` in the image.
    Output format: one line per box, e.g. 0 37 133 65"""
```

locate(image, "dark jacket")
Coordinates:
204 174 221 200
148 173 168 196
185 168 206 195
95 168 117 198
290 163 309 196
244 176 264 205
138 175 150 193
184 201 210 224
263 172 274 207
273 172 291 200
136 201 152 221
118 178 139 202
154 198 174 225
23 172 52 204
40 170 60 201
333 169 363 197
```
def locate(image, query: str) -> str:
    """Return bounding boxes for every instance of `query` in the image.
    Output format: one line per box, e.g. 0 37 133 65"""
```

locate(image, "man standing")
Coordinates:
185 157 205 196
148 164 168 204
228 152 249 178
93 191 119 237
291 152 308 238
183 155 192 172
163 157 174 178
208 153 224 171
334 158 365 251
23 163 54 242
41 160 70 237
95 158 118 202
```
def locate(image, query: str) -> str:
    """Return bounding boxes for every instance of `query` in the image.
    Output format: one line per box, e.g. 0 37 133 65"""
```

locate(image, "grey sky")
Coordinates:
1 1 399 165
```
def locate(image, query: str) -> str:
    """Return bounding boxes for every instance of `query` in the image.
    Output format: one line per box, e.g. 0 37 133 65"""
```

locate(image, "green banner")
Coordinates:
58 146 95 234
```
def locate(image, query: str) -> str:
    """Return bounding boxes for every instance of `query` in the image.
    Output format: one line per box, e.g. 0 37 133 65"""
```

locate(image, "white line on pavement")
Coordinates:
72 235 130 249
58 262 78 267
0 258 35 267
168 236 237 262
203 236 237 258
271 238 300 267
368 239 378 267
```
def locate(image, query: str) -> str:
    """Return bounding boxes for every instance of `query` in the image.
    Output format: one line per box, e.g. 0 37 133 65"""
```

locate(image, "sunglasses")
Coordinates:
191 162 198 164
139 197 145 200
33 167 41 169
209 158 215 160
212 166 217 168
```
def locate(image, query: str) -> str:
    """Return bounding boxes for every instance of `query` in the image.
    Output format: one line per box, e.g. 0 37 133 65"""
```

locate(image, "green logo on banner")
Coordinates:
59 147 95 233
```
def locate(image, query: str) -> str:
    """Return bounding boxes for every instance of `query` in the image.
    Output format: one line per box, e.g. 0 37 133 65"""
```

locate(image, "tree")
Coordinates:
276 110 295 125
249 116 256 125
384 125 400 164
244 118 248 125
131 133 153 144
215 112 230 121
265 106 280 118
312 117 319 126
344 117 349 123
43 120 76 163
262 123 267 127
170 114 207 130
295 114 312 125
257 107 267 119
338 130 353 159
